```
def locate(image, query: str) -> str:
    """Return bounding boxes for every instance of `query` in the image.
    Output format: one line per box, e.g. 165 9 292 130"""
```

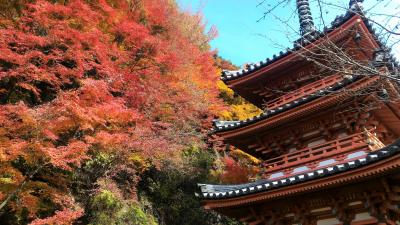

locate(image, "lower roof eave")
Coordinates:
199 139 400 209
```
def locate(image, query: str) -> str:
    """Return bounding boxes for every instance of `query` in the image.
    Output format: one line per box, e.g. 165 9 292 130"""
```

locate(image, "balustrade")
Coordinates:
265 75 343 110
262 130 383 178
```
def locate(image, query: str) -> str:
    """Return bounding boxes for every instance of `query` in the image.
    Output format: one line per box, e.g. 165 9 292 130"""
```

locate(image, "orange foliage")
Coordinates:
0 0 222 223
218 156 259 184
29 208 84 225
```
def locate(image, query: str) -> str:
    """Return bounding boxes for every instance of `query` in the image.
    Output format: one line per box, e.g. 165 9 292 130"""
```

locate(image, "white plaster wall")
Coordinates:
354 212 374 221
317 218 340 225
316 212 373 225
307 138 326 147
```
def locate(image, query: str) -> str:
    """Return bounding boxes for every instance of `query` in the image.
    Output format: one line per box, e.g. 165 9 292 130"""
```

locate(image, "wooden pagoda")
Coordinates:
198 0 400 224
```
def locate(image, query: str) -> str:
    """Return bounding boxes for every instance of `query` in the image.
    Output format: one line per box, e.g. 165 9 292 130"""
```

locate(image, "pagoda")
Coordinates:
198 0 400 224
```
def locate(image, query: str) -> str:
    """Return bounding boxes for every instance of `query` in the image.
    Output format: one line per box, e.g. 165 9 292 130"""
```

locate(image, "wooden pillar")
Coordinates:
248 207 265 225
374 213 396 225
363 188 396 225
332 199 355 225
262 209 290 225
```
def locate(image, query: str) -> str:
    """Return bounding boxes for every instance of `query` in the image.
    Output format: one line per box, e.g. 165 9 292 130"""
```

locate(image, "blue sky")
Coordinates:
177 0 296 66
176 0 400 66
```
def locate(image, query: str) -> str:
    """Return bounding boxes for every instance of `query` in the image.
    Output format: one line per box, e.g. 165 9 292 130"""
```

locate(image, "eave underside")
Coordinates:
199 139 400 204
214 76 380 157
200 140 400 224
211 175 400 224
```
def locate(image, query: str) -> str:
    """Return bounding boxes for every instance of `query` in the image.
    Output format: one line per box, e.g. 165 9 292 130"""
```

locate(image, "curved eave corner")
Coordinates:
212 74 359 133
196 139 400 200
219 12 356 83
219 12 400 83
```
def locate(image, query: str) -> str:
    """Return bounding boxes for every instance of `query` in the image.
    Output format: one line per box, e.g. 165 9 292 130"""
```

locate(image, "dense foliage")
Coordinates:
212 57 262 184
0 0 240 224
214 57 261 121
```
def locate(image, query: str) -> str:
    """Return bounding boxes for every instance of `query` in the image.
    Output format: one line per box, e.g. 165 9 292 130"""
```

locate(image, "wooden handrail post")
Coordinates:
337 139 341 151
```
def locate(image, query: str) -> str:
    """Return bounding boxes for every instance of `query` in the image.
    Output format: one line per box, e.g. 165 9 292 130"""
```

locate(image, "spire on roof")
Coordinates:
349 0 364 13
296 0 316 36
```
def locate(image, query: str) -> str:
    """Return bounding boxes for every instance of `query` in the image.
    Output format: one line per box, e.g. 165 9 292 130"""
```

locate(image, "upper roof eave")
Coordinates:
214 12 400 137
220 12 399 85
220 13 356 83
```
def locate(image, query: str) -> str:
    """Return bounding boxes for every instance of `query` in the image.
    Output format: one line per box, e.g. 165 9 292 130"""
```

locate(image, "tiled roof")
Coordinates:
221 12 399 82
197 139 400 199
215 11 400 133
213 75 358 132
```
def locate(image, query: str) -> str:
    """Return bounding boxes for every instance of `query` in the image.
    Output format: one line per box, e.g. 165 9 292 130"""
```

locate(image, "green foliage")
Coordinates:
138 147 242 225
0 0 249 224
88 190 157 225
89 190 122 224
119 204 157 225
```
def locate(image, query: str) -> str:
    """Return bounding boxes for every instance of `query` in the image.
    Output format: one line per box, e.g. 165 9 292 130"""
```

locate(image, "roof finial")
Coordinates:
349 0 364 13
296 0 316 36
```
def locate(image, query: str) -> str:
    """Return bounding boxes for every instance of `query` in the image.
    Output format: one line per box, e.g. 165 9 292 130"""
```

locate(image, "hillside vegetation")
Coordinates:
0 1 255 224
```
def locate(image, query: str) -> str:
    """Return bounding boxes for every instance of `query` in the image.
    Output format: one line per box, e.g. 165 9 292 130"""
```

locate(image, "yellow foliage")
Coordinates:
0 177 14 184
214 60 264 182
129 154 152 172
216 80 234 96
230 149 261 165
217 80 262 120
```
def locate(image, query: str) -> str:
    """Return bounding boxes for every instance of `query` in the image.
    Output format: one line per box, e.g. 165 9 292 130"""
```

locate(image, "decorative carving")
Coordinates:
363 186 400 224
211 174 400 224
332 198 356 225
293 205 317 225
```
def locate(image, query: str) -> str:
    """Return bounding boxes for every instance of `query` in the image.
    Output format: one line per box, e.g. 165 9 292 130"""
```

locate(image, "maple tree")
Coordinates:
0 0 231 224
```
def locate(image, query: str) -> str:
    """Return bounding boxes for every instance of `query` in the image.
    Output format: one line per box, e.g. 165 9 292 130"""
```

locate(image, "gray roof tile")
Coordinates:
197 139 400 199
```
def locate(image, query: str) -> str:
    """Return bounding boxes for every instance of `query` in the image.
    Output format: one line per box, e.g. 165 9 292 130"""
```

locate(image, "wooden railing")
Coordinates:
265 75 343 110
262 131 376 176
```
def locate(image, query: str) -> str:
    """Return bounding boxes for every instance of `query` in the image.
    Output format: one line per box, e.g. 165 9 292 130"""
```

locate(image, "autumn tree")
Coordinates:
211 56 263 184
0 0 233 224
